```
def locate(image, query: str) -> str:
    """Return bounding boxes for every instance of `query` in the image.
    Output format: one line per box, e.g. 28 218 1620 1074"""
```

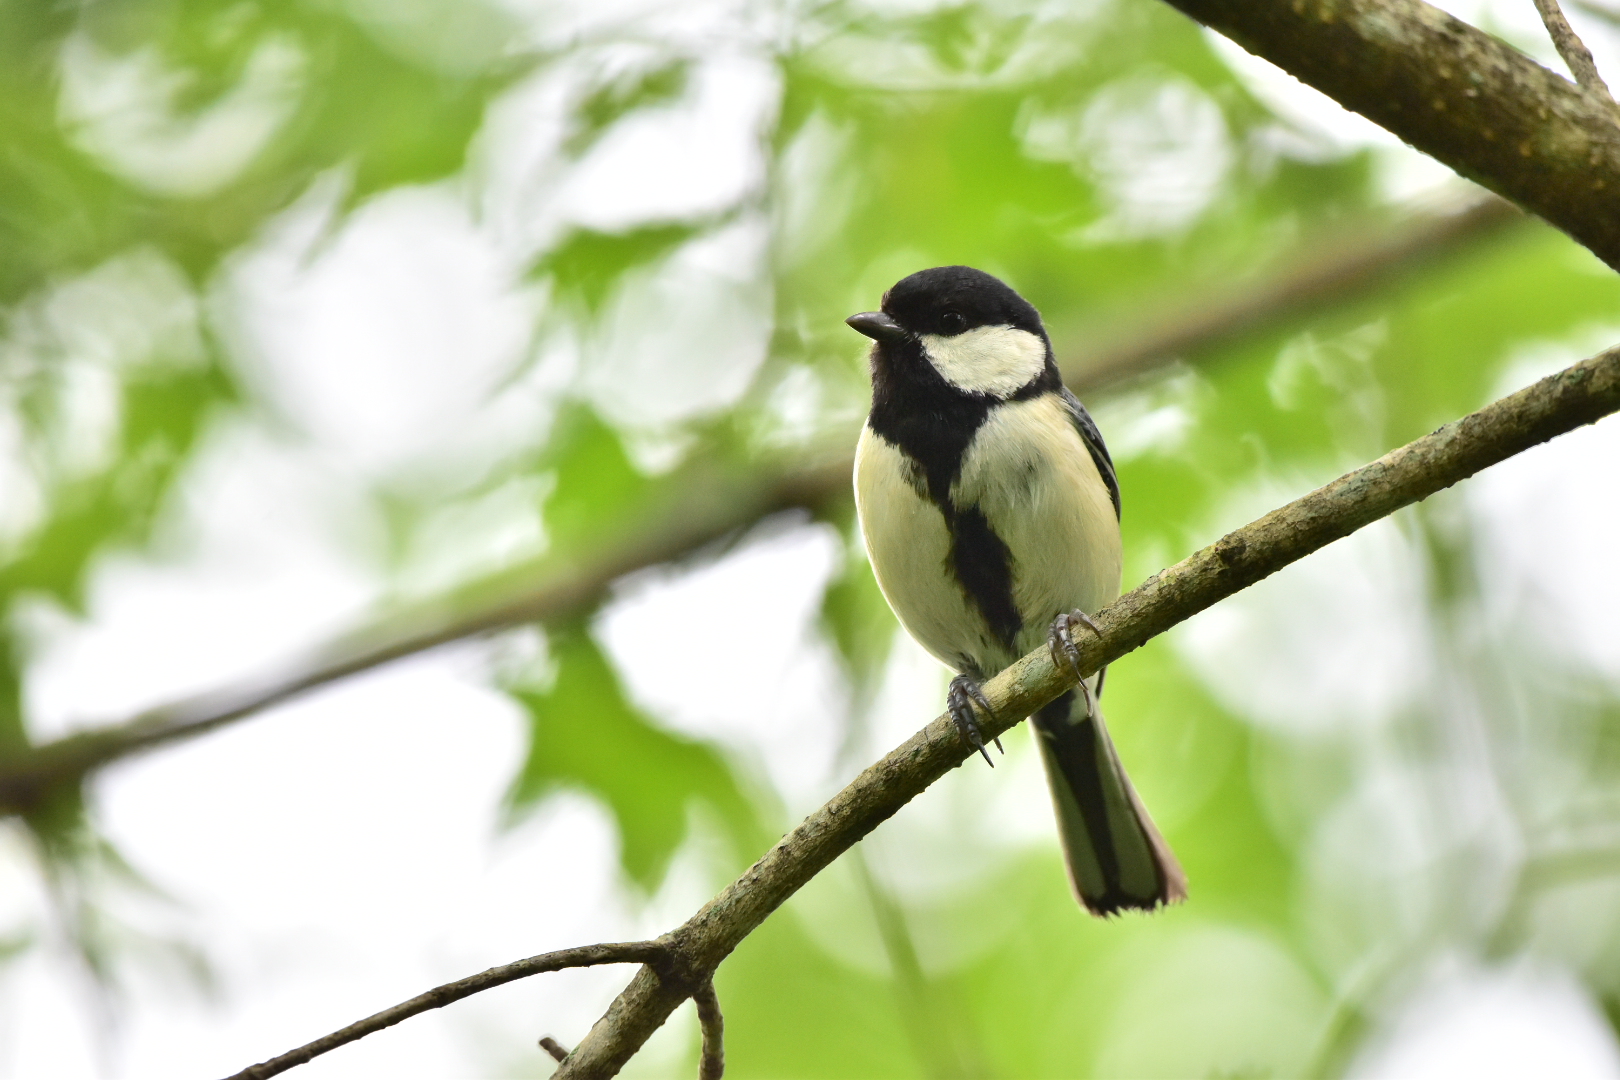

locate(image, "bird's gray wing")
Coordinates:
1058 386 1120 519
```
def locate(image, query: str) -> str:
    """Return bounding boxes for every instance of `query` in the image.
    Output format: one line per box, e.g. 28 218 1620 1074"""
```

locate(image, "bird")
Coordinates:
846 265 1186 916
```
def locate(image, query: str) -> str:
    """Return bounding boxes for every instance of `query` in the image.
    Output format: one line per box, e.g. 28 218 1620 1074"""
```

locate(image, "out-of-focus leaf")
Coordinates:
0 360 235 611
285 13 525 207
1100 634 1243 834
532 221 711 315
0 634 22 755
818 527 895 699
563 59 691 158
720 901 920 1079
508 626 758 891
0 0 520 300
535 404 653 556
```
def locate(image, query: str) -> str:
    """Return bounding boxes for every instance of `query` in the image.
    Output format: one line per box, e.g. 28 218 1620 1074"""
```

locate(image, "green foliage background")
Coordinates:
4 0 1620 1076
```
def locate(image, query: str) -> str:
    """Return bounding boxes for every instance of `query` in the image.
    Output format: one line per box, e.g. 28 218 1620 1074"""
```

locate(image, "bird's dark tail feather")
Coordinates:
1032 689 1186 915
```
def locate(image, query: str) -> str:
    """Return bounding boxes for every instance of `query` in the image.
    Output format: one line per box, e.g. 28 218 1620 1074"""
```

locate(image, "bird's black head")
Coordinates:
847 265 1057 402
882 265 1046 339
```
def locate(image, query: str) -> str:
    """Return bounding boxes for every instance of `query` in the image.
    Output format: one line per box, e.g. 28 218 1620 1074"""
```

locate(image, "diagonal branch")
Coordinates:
221 941 667 1080
222 344 1620 1080
0 457 849 816
548 346 1620 1077
1152 0 1620 270
0 196 1522 817
1057 195 1519 384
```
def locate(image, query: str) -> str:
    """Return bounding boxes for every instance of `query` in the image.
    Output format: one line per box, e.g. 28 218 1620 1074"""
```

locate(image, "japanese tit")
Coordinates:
847 265 1185 915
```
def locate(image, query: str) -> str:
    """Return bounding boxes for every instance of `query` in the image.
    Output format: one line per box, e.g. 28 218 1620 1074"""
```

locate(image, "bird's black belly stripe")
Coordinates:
948 504 1022 652
864 343 1029 660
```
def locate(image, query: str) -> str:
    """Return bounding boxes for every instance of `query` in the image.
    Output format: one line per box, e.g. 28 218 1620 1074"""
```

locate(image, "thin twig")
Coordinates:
222 941 665 1080
692 981 724 1080
1534 0 1617 99
551 345 1620 1078
0 197 1520 818
540 1036 571 1063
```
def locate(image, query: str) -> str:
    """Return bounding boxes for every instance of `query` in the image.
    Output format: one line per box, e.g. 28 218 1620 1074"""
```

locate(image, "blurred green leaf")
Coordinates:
533 221 711 315
535 403 653 556
721 902 920 1079
0 0 520 299
0 359 235 611
508 626 758 891
0 634 26 755
564 59 691 157
818 527 896 699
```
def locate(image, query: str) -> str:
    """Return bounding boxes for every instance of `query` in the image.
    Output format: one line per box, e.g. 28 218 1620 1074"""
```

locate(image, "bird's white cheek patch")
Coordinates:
920 325 1046 398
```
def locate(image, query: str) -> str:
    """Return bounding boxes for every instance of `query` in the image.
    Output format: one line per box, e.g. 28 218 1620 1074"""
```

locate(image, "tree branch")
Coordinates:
551 345 1620 1077
1153 0 1620 270
1057 195 1520 385
0 457 849 816
221 941 666 1080
0 196 1521 816
1534 0 1617 99
222 344 1620 1080
692 981 725 1080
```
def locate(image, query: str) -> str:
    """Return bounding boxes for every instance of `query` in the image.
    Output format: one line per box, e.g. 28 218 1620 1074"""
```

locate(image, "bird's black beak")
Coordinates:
846 311 906 342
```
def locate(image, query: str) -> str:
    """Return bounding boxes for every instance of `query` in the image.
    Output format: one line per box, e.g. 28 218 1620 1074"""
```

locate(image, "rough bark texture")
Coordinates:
1157 0 1620 269
1533 0 1615 96
551 349 1620 1078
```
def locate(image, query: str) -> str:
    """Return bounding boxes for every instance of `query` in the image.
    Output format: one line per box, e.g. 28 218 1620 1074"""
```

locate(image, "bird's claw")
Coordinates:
1048 610 1103 718
947 675 1003 766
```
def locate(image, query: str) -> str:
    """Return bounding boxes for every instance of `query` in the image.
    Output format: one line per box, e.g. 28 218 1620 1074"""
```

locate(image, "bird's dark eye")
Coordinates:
940 311 967 335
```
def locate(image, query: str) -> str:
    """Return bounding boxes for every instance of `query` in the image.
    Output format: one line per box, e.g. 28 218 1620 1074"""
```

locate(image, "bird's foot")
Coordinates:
1048 610 1104 718
947 675 1003 766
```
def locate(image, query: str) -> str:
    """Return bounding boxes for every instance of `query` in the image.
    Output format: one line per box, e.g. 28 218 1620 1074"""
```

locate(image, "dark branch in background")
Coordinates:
1534 0 1617 99
1153 0 1620 270
1055 195 1519 385
232 346 1620 1080
221 941 666 1080
692 981 725 1080
0 195 1521 816
1572 0 1620 29
0 457 848 815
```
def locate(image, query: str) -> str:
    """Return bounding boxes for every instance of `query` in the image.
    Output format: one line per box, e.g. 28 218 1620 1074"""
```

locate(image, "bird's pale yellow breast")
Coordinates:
854 426 1007 673
951 394 1123 656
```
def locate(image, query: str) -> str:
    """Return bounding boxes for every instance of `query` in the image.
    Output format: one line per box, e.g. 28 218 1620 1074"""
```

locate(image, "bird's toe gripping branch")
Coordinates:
946 674 1003 766
1047 610 1104 718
